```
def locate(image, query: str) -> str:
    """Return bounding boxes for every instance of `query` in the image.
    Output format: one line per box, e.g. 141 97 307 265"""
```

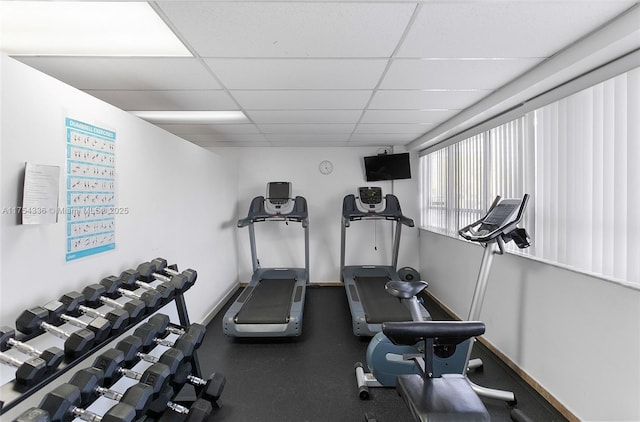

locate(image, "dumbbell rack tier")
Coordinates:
0 263 202 419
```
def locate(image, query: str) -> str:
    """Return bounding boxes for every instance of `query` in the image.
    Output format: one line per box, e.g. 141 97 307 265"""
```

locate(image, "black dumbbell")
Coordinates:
96 276 125 299
12 407 50 422
37 383 136 422
0 351 47 386
171 361 226 405
146 385 213 422
115 334 196 372
0 327 63 373
98 276 161 314
114 334 224 404
117 333 196 369
123 328 198 362
37 300 111 345
145 314 206 347
132 322 201 356
134 261 188 295
119 267 177 304
16 304 95 358
59 291 129 335
58 315 110 344
147 314 206 347
68 367 153 416
151 257 198 291
82 283 145 324
116 335 186 375
92 348 171 394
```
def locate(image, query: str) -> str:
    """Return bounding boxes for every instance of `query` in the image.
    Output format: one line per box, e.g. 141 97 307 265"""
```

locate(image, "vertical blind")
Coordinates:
420 67 640 284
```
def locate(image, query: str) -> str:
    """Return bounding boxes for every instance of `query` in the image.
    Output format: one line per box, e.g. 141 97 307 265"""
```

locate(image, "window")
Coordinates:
420 67 640 285
533 67 640 283
420 147 449 234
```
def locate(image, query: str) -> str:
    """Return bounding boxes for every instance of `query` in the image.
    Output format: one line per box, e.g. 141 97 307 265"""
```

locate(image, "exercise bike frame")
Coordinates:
355 283 470 399
459 194 530 404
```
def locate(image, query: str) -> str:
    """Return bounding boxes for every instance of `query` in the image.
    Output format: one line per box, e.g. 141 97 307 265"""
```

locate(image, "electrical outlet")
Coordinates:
377 147 391 155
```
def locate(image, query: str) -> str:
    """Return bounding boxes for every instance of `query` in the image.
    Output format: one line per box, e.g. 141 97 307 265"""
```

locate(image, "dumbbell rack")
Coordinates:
0 261 203 420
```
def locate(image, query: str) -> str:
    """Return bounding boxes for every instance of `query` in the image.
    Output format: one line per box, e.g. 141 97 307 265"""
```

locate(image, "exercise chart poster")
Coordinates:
65 118 116 261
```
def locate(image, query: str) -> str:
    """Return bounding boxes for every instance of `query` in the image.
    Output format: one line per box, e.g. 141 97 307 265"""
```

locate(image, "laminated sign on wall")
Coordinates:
65 118 116 261
22 163 60 225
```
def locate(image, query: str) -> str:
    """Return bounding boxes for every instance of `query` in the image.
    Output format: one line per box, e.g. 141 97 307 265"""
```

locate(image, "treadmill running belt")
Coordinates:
355 276 412 323
235 278 297 324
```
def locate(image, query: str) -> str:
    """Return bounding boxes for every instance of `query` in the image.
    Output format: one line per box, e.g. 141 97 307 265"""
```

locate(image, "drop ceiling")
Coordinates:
4 1 639 148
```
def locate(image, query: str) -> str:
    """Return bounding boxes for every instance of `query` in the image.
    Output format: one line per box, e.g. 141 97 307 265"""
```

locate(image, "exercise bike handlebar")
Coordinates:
382 320 486 347
458 194 529 244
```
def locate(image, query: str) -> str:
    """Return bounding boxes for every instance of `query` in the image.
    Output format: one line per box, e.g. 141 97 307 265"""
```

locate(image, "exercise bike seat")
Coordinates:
385 280 428 299
396 373 490 422
383 321 489 422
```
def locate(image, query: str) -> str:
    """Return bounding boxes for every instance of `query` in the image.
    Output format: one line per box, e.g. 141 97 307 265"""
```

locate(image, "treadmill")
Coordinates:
223 182 309 337
341 187 428 336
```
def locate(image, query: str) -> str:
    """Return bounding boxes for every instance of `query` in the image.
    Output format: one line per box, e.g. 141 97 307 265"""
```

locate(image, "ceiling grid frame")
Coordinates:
1 0 637 148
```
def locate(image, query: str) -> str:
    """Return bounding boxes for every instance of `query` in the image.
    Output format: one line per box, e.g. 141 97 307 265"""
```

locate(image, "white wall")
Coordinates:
212 146 420 283
0 55 239 329
420 230 640 422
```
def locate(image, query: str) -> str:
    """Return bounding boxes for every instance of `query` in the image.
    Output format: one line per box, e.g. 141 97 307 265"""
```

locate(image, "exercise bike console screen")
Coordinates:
481 200 520 230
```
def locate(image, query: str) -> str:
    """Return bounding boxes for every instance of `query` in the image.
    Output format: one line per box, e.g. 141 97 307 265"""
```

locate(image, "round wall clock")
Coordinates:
319 160 334 175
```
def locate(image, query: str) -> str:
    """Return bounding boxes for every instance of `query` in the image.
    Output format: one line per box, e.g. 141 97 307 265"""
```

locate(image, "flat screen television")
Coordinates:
364 152 411 181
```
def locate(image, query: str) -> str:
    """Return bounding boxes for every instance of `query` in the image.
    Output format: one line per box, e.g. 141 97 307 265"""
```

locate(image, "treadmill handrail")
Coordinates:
399 215 415 228
458 194 529 243
342 194 414 227
238 196 309 228
342 215 414 228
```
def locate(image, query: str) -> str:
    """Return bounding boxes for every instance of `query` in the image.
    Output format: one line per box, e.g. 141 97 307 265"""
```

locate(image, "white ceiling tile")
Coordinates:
200 141 271 148
16 57 221 90
350 134 420 144
204 59 388 89
8 1 632 150
158 2 415 58
258 124 355 134
355 123 436 134
156 123 260 135
247 110 362 124
265 134 351 143
269 141 352 147
380 59 543 90
85 90 237 111
399 2 636 58
185 134 269 144
231 90 372 110
370 90 491 110
361 110 458 124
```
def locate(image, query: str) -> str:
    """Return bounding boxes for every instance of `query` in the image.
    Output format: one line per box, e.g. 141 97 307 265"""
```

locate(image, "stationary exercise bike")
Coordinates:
378 195 531 422
354 276 470 399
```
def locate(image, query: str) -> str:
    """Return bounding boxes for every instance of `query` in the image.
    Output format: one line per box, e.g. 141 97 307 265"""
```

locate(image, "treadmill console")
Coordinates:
356 187 385 214
265 182 295 215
